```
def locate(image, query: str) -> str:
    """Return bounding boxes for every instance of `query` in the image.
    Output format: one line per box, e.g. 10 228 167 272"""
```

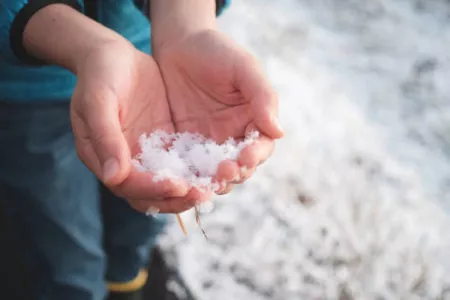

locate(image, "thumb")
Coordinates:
234 53 284 139
84 87 131 186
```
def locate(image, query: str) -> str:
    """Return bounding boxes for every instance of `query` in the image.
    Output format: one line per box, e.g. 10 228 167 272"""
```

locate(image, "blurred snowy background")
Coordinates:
159 1 450 299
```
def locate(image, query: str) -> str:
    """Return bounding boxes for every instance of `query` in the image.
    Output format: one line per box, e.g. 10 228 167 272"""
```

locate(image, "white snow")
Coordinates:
133 130 258 190
158 1 450 299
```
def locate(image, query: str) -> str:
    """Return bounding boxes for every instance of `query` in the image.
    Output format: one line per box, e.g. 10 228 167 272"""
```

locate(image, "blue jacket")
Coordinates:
0 0 230 103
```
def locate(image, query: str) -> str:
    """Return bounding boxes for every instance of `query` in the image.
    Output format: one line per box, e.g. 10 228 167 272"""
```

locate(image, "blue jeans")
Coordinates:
0 101 167 300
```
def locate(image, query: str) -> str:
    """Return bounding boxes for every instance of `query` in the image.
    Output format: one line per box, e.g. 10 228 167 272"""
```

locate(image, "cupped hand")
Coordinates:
154 30 284 193
70 41 203 213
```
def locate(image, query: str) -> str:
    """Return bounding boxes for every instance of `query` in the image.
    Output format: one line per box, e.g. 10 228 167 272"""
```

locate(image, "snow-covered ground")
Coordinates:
159 1 450 299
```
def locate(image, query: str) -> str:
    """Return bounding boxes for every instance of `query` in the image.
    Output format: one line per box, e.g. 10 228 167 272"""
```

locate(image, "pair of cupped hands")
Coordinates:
70 29 283 214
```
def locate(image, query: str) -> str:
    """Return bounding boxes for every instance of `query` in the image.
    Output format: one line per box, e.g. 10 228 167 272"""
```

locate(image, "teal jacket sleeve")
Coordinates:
135 0 232 20
0 0 29 61
0 0 82 64
217 0 231 15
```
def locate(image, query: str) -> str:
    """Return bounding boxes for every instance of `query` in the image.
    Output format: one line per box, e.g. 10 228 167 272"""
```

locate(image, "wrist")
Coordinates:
22 3 129 73
75 38 135 76
150 0 217 55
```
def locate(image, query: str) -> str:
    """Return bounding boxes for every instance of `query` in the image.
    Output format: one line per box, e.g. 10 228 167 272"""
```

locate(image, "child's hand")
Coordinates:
154 30 284 194
70 41 202 213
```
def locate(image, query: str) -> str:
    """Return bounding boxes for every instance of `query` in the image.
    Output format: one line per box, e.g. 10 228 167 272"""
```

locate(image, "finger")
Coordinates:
129 187 212 214
164 187 213 212
129 198 194 214
234 53 284 139
238 134 275 170
212 180 228 195
78 85 130 186
73 139 102 178
216 183 235 195
216 160 240 182
113 170 190 200
184 187 213 204
234 167 256 184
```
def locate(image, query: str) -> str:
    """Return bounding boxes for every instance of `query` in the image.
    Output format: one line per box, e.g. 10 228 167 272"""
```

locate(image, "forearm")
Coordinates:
23 3 128 74
150 0 217 51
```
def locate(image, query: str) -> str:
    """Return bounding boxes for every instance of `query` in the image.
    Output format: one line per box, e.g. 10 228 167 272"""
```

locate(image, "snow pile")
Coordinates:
160 59 450 299
132 130 259 190
163 155 450 300
158 0 450 299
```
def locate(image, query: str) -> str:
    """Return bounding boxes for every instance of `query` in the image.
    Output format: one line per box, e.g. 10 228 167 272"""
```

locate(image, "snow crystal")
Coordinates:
132 130 259 190
145 206 160 217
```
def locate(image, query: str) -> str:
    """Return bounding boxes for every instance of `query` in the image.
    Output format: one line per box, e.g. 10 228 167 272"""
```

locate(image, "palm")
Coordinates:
71 48 174 168
158 31 252 143
115 52 175 156
156 30 282 186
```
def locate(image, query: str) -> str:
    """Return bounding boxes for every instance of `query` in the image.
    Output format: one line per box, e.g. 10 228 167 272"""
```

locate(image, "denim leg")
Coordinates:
101 184 168 283
0 102 106 300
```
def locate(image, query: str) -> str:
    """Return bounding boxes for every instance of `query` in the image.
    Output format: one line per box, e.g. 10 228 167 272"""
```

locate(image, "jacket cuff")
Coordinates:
216 0 231 16
143 0 231 21
9 0 81 66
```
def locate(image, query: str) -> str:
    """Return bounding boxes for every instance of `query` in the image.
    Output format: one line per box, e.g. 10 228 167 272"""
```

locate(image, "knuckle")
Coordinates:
161 183 177 197
128 199 147 213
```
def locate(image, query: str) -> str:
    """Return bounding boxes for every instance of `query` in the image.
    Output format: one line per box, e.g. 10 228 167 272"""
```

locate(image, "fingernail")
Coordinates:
103 158 119 183
272 116 284 136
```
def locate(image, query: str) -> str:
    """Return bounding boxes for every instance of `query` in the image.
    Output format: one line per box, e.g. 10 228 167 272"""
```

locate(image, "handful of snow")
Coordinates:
132 130 259 191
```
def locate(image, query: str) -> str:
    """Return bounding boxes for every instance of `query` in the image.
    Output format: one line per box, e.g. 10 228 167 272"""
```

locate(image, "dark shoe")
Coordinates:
0 200 33 300
144 246 196 300
106 269 148 300
107 289 143 300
